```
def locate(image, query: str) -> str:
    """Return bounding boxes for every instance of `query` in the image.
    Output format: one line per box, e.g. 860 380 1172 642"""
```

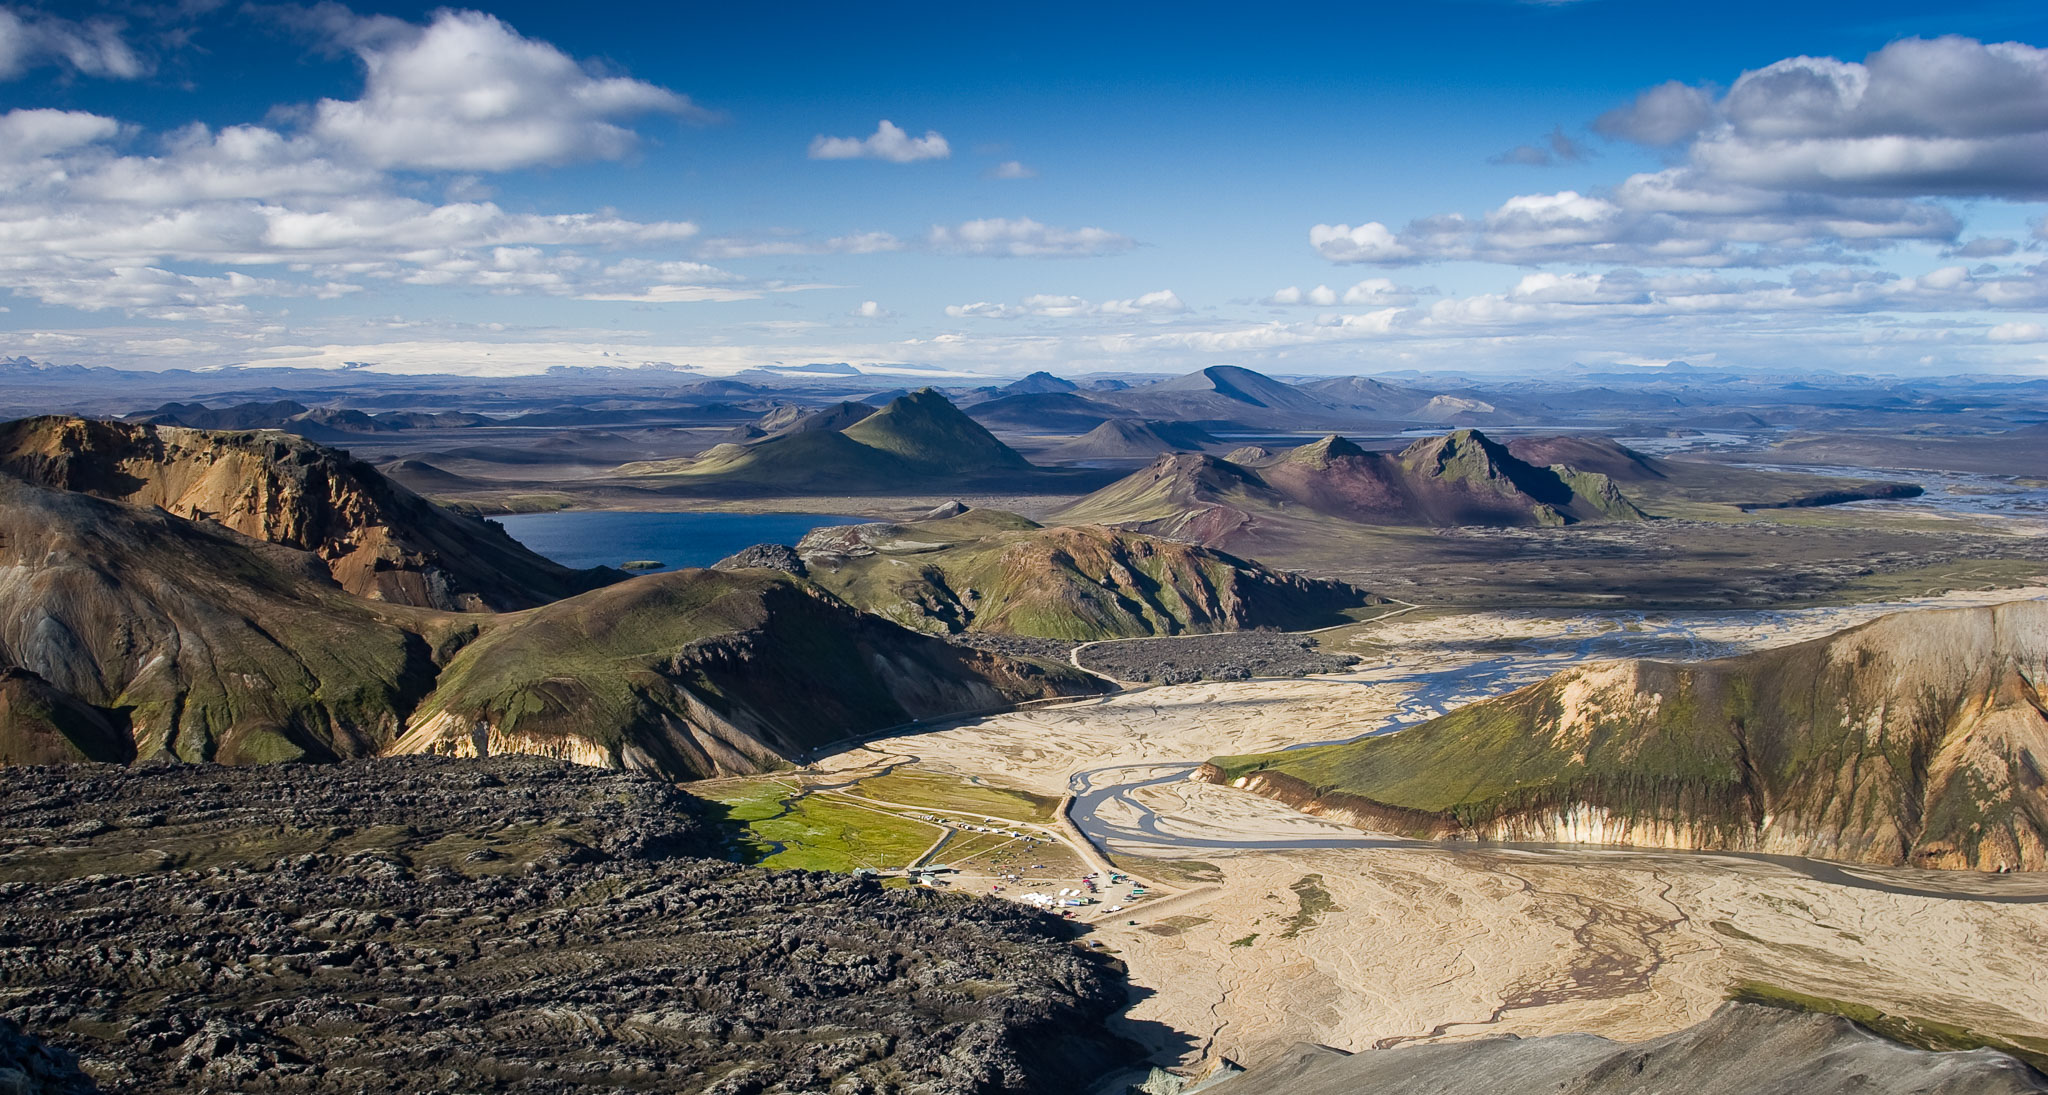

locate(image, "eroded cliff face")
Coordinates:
1203 600 2048 871
0 476 446 765
0 416 614 611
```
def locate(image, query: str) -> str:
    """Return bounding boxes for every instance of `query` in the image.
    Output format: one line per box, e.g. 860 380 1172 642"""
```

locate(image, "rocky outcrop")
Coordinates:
1204 600 2048 871
0 475 445 766
711 542 807 575
0 758 1130 1094
1218 1003 2046 1095
0 416 616 611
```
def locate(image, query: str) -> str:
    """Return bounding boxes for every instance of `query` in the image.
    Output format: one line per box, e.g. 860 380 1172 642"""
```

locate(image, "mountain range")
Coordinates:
1058 428 1648 549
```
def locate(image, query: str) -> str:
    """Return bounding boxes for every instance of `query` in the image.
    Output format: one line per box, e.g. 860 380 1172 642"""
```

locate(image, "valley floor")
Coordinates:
782 587 2048 1077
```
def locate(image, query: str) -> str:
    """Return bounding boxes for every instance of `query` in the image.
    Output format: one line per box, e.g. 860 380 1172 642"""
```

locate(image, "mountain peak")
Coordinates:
841 388 1032 471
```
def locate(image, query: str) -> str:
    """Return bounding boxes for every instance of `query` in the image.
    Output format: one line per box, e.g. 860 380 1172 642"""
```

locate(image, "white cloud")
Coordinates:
928 217 1135 258
1309 222 1416 263
944 301 1021 319
1988 322 2047 343
853 300 890 318
311 9 705 172
0 8 146 81
1268 279 1422 306
0 108 120 160
808 120 950 163
1314 174 1958 268
696 231 903 259
986 160 1036 179
945 289 1183 319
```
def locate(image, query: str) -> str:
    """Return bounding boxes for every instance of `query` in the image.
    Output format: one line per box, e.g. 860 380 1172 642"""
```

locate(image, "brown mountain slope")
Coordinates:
1204 599 2048 871
0 416 617 611
393 568 1108 779
1058 429 1646 543
0 475 446 766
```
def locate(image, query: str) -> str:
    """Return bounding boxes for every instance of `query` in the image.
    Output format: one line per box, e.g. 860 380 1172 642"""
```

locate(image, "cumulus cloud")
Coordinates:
928 217 1135 258
0 8 146 80
0 10 773 320
1617 37 2048 199
1321 37 2048 272
852 300 890 318
1988 321 2047 343
311 9 705 172
808 120 950 163
1594 81 1717 146
946 289 1184 319
986 160 1036 179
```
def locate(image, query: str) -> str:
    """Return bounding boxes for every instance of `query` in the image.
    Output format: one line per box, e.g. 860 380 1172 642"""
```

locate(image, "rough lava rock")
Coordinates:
0 758 1130 1094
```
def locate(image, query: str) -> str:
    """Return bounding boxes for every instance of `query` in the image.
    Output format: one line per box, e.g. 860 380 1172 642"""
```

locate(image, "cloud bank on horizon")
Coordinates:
0 1 2043 377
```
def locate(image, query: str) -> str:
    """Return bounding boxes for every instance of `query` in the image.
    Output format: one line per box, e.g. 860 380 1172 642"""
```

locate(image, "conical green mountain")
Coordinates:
841 387 1033 471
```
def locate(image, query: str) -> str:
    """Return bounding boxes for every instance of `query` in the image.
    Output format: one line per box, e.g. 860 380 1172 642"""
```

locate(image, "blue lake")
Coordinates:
497 511 873 573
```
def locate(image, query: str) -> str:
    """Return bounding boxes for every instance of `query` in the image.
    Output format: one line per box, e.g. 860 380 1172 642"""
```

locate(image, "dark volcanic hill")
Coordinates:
1000 370 1080 395
1058 429 1647 544
1223 1003 2047 1095
0 758 1129 1095
1043 418 1221 461
396 567 1107 778
1102 365 1342 427
0 416 617 611
793 507 1381 640
1203 599 2048 871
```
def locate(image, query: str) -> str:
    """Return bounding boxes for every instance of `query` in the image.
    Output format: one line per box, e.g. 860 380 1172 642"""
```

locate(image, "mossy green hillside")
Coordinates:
802 510 1380 640
1208 600 2048 870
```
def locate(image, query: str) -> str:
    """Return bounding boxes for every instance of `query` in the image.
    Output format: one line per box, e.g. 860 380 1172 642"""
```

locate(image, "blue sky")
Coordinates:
2 0 2045 377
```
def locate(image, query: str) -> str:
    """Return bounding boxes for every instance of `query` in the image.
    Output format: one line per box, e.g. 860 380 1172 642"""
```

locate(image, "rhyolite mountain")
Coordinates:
395 567 1106 777
0 416 616 611
1058 428 1647 546
789 506 1381 640
0 474 448 766
1202 599 2048 871
0 429 1104 778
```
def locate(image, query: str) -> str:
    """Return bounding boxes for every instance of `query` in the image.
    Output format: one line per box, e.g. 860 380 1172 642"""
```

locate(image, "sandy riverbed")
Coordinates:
831 589 2048 1072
